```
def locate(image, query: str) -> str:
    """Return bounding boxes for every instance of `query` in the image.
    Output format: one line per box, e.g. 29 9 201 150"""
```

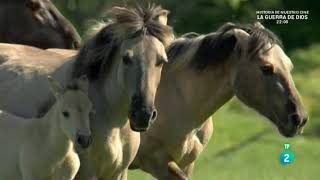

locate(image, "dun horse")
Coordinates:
0 0 81 49
0 76 92 180
131 22 308 179
0 5 173 180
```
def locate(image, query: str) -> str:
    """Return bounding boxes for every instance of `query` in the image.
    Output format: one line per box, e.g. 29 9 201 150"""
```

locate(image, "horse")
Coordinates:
130 22 308 180
0 76 92 180
0 4 173 180
0 0 81 49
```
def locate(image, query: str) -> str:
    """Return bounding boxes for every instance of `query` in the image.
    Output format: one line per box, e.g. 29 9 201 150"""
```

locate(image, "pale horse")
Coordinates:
0 76 92 180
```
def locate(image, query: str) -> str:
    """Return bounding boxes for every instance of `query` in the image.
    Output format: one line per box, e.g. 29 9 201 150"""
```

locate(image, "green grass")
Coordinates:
128 46 320 180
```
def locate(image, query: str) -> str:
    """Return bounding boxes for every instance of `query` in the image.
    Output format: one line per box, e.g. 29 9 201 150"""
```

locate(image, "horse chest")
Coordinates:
31 145 79 180
50 151 80 180
104 133 124 168
89 129 125 177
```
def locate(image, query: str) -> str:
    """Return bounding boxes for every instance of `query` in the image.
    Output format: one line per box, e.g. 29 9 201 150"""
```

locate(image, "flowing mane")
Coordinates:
72 5 174 80
167 22 282 71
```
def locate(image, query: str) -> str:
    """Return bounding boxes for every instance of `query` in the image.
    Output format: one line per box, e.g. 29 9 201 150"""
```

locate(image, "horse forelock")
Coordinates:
107 4 174 46
72 4 173 81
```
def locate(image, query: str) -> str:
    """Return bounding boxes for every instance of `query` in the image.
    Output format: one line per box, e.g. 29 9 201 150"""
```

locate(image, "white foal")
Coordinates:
0 76 93 180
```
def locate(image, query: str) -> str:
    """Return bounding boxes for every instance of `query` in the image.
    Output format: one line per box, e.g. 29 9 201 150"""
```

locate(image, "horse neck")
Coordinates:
52 58 75 84
90 61 130 130
34 103 72 158
158 57 236 132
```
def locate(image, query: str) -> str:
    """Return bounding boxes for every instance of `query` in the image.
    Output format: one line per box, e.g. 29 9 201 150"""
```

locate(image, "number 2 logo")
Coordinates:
280 143 294 166
284 154 290 163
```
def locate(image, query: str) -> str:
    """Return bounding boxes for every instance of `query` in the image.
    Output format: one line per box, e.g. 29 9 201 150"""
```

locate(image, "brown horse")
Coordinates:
130 22 308 179
0 0 81 49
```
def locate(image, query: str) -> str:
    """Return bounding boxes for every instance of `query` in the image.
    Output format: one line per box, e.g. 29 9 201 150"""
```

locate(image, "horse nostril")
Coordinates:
87 136 93 146
131 111 138 119
76 135 92 148
151 110 157 121
300 116 308 127
77 136 84 146
289 114 301 127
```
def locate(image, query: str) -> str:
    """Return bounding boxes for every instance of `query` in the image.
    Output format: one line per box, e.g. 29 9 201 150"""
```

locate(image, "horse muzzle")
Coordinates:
76 134 93 149
277 113 308 138
129 94 158 132
129 108 158 132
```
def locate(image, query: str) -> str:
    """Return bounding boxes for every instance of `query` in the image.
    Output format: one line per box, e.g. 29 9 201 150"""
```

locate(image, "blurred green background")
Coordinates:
53 0 320 179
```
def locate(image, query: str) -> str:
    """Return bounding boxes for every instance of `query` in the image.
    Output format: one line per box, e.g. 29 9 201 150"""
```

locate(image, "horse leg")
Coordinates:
168 161 188 180
119 169 128 180
183 162 195 178
197 117 214 145
97 174 123 180
74 155 97 180
171 118 213 179
139 153 187 180
180 118 213 178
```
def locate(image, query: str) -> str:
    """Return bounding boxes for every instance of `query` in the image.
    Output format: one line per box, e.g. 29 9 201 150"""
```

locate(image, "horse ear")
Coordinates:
254 22 265 29
232 28 250 42
77 75 89 94
47 76 64 99
155 10 169 25
231 29 250 57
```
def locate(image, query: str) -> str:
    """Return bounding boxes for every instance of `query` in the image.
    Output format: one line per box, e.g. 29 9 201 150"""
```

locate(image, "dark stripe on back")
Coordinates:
192 32 237 70
167 38 193 62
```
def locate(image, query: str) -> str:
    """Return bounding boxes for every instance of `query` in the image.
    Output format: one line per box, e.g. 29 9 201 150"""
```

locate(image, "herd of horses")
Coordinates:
0 1 308 180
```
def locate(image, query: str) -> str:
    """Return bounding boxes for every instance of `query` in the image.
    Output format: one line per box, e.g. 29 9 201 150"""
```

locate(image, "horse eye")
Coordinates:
156 59 164 67
123 55 133 65
260 65 274 75
62 111 70 118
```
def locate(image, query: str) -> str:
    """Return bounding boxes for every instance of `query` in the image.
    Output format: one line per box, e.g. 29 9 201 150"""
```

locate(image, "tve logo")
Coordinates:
279 143 295 166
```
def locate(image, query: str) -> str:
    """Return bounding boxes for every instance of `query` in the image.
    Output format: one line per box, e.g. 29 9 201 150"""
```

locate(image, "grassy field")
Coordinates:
128 45 320 180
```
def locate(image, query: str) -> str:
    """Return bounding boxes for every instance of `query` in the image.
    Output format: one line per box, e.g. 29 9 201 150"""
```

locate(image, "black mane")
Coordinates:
220 23 282 59
167 22 282 71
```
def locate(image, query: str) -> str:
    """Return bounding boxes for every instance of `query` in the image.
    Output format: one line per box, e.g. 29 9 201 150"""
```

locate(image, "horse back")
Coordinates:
0 43 74 118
